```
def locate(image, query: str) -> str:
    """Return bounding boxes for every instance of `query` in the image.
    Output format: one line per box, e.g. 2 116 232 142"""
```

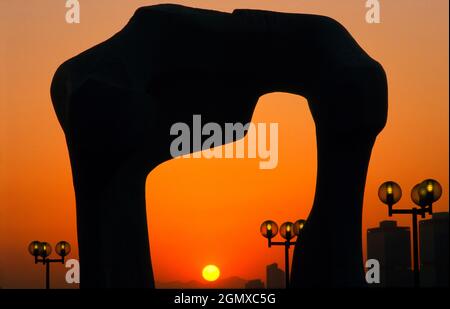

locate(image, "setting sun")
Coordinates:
202 265 221 282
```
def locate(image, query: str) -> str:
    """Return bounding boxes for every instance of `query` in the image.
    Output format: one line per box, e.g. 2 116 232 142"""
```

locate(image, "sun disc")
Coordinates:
202 264 220 282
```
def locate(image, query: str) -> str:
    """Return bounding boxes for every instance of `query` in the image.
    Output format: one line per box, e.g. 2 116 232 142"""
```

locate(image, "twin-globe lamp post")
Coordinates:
260 219 306 288
28 241 71 289
378 179 442 287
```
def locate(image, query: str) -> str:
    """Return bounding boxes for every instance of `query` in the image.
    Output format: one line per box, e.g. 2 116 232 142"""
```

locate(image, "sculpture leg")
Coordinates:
291 129 376 286
291 62 388 287
65 78 158 288
73 158 154 288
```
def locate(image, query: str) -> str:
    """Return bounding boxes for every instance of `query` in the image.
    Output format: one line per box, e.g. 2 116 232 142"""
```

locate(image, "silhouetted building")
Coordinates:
420 212 449 287
367 220 412 287
266 263 285 289
245 279 265 289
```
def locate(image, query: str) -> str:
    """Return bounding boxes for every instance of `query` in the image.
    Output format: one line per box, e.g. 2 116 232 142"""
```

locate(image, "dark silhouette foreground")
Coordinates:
51 4 387 288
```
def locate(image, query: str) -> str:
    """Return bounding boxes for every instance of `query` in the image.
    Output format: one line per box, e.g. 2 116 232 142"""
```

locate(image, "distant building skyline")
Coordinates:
266 263 285 289
420 212 449 287
367 220 412 287
245 279 265 289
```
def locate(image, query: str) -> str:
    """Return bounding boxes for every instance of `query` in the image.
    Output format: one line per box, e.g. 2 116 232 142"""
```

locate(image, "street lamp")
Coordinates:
378 179 442 287
260 219 305 288
411 179 442 216
378 181 402 216
28 241 71 289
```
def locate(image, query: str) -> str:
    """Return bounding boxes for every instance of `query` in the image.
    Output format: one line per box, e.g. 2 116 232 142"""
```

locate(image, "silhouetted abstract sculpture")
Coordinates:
51 4 387 288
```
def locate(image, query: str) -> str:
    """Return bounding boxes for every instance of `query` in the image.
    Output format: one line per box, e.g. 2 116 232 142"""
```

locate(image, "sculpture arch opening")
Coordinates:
144 92 317 286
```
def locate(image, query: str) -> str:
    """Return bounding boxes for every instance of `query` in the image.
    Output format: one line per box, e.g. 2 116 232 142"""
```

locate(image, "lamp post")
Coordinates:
260 219 306 288
378 179 442 287
28 241 71 289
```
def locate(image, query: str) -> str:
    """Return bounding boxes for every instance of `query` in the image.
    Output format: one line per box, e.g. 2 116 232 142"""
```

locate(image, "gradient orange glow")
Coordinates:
0 0 448 288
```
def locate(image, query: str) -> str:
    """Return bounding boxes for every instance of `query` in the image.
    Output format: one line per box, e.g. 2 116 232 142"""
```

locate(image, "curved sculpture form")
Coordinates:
50 4 387 288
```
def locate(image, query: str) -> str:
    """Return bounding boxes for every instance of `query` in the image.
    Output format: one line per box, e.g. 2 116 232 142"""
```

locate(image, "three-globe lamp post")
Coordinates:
260 219 306 289
28 241 71 289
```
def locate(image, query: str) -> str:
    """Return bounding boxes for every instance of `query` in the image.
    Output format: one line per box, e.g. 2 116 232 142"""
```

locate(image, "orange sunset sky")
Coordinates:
0 0 448 288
